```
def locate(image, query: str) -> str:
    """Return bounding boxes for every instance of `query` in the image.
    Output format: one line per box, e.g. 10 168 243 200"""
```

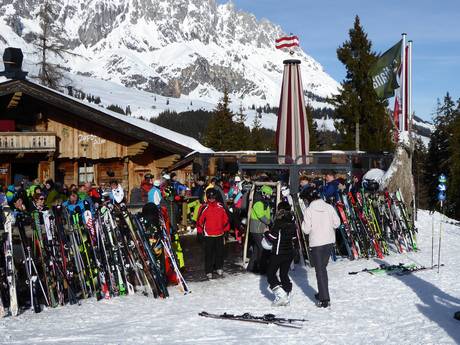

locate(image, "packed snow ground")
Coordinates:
1 210 459 345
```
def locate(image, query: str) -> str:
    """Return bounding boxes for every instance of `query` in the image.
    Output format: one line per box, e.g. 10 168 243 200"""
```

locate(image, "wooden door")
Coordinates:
0 162 11 186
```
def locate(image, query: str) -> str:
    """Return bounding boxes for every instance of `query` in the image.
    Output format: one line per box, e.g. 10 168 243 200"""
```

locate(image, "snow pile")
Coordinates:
1 209 459 344
399 130 411 147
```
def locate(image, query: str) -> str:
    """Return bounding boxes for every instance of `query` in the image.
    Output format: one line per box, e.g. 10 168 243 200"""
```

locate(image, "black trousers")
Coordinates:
204 235 224 274
266 254 294 293
247 233 269 274
310 244 333 302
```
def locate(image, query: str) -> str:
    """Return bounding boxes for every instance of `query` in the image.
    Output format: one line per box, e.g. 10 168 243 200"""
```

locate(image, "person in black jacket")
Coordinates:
264 201 298 306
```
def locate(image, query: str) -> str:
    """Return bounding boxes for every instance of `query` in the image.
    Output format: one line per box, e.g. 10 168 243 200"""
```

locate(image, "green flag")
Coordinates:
370 39 402 99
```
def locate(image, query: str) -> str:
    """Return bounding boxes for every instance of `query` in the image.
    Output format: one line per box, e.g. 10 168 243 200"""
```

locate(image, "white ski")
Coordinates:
2 203 18 316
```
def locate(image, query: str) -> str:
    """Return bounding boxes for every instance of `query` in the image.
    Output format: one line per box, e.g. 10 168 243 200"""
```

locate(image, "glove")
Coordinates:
197 232 204 243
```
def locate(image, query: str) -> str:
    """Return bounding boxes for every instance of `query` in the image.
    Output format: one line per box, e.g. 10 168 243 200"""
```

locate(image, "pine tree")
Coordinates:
234 104 251 149
425 93 457 210
331 16 393 152
306 103 318 150
106 104 125 115
34 0 75 90
251 114 265 150
412 136 429 210
446 98 460 218
204 90 236 151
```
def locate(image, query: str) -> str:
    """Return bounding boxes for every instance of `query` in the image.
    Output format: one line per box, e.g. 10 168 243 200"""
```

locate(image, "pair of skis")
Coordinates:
348 263 445 276
1 203 18 317
199 311 306 328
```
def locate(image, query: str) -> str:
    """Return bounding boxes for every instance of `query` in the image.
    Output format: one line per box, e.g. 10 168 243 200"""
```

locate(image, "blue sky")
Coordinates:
218 0 460 121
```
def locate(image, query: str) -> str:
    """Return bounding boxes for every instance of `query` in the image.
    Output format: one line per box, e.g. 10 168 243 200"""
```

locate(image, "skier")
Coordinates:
196 188 230 279
187 177 206 225
264 201 297 306
44 179 59 208
301 186 340 308
321 170 340 203
140 173 154 202
62 192 84 215
299 175 312 194
247 185 273 273
109 180 125 204
148 180 163 207
348 173 362 194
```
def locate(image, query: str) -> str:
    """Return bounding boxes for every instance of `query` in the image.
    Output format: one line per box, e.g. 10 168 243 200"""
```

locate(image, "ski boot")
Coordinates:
316 300 331 308
272 286 289 307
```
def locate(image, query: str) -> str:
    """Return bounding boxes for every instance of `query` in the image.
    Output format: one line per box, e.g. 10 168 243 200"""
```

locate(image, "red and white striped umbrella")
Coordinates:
275 59 310 164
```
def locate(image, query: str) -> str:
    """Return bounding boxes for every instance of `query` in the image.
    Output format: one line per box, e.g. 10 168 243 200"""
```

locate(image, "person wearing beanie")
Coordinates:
196 188 230 279
141 173 154 203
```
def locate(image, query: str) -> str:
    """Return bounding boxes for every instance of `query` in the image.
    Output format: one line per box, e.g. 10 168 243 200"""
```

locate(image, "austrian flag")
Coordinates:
275 35 299 50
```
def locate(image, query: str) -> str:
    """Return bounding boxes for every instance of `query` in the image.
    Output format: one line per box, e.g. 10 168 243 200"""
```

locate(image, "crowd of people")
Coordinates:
1 169 362 310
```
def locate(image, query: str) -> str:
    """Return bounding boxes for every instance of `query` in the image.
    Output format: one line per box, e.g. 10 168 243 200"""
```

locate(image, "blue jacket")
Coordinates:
148 186 163 206
322 180 340 202
62 199 85 216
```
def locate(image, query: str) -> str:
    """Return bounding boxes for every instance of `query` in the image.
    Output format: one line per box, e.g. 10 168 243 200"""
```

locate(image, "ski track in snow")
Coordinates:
1 210 459 345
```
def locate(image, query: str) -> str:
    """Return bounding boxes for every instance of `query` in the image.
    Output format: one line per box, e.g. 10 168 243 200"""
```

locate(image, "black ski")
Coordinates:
198 311 306 328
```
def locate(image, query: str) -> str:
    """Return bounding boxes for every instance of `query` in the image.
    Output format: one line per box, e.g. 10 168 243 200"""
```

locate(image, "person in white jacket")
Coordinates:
302 186 340 308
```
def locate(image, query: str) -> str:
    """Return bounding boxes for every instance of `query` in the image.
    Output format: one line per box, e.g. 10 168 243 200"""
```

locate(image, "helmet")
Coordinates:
300 186 321 203
206 188 218 200
281 186 290 197
260 185 273 197
144 173 153 179
261 236 273 251
234 176 241 182
153 180 161 187
277 201 291 211
362 179 379 192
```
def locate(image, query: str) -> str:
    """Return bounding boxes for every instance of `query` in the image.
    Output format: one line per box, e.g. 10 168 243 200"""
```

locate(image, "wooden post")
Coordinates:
355 121 360 152
123 157 129 201
73 161 78 185
49 159 55 181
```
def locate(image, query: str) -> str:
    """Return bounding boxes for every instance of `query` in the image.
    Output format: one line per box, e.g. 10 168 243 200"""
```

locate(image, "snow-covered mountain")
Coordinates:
0 0 339 108
0 0 433 145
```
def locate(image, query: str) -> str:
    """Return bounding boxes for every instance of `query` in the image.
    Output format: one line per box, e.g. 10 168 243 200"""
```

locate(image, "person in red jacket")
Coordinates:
140 173 154 202
197 188 230 279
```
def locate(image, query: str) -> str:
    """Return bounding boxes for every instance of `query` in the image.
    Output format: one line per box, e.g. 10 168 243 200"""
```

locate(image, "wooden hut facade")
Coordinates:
0 78 211 200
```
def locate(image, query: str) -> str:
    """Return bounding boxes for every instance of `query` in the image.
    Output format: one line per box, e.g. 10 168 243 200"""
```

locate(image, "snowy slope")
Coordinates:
1 210 459 345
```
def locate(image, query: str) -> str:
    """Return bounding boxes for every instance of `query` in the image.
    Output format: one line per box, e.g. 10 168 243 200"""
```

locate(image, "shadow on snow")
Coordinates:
374 259 460 343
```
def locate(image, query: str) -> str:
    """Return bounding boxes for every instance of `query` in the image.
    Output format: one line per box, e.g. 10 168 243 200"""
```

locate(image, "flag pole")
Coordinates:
401 33 407 132
408 40 413 132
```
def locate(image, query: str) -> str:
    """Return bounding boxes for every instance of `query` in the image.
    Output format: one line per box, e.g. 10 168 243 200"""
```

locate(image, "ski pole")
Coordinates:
431 214 434 269
437 203 443 274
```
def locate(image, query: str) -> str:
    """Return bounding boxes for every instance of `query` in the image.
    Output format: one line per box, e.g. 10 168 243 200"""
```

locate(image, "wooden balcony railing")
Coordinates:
0 132 57 153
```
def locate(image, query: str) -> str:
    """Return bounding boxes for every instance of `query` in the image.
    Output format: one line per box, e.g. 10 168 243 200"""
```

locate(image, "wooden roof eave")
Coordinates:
0 79 192 156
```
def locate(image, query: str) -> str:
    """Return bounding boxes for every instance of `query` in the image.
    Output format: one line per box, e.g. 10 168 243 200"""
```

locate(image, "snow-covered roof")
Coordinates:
0 78 213 155
81 99 213 154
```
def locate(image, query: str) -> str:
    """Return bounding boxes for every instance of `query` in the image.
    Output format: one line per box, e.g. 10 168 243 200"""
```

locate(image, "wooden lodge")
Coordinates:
0 77 211 200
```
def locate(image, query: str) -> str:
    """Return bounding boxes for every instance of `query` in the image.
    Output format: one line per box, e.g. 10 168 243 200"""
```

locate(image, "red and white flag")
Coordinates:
275 35 299 50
